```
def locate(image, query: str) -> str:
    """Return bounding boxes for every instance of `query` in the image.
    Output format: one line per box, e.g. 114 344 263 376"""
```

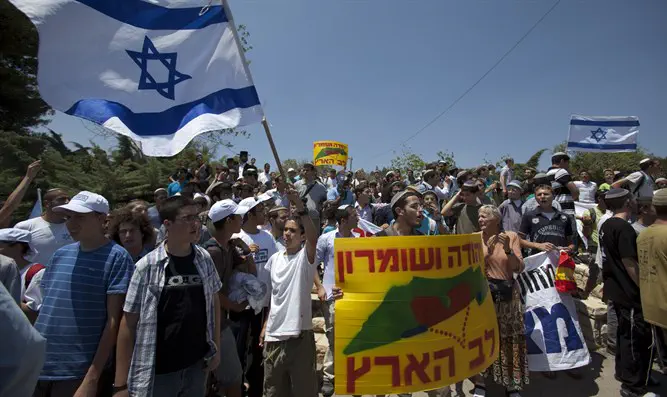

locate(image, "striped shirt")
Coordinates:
35 241 133 380
124 242 222 397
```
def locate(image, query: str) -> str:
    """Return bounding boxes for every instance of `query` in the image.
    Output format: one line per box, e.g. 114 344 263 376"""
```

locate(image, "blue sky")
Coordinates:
50 0 667 171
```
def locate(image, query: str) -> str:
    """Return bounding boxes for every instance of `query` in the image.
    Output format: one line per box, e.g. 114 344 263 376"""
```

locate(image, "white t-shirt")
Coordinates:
574 181 598 203
626 171 654 198
19 264 45 311
14 217 73 266
258 172 271 185
264 247 316 342
233 229 278 307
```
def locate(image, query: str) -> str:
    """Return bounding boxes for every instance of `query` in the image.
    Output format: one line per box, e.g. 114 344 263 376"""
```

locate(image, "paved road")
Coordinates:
335 350 665 396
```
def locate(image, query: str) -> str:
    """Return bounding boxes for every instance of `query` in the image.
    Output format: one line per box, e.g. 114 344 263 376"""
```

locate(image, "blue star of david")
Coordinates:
126 36 191 100
590 128 607 143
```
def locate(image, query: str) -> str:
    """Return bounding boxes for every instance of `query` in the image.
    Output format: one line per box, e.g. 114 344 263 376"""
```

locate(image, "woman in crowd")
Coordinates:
474 205 528 397
107 207 155 262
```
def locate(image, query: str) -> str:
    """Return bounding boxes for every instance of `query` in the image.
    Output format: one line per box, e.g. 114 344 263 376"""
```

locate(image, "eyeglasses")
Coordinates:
175 214 201 223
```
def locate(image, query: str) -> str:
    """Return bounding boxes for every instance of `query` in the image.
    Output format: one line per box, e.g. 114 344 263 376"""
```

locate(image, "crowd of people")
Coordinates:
0 149 666 397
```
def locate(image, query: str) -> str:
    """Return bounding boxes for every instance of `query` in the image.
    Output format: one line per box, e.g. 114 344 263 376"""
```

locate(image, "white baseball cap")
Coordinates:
208 199 249 222
238 197 261 212
256 193 273 204
0 228 39 261
53 191 109 214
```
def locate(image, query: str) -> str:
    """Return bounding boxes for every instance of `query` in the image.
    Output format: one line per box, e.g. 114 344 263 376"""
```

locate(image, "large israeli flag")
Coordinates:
8 0 263 156
567 115 639 153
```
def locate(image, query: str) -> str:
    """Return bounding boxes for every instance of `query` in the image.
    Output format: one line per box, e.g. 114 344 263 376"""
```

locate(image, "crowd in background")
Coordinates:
0 149 666 397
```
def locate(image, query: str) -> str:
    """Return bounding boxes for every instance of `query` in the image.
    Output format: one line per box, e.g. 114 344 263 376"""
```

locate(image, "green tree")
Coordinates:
436 150 456 167
389 147 425 173
0 2 52 132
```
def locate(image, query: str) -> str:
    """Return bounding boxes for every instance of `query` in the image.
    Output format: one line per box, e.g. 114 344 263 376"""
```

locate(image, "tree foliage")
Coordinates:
0 131 214 220
389 147 426 173
0 2 52 132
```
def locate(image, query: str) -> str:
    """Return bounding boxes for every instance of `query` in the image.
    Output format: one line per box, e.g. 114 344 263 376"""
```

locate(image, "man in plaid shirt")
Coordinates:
113 196 222 397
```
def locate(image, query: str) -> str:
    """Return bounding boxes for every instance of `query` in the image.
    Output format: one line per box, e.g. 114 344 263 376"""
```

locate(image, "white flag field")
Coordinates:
8 0 264 156
567 115 639 153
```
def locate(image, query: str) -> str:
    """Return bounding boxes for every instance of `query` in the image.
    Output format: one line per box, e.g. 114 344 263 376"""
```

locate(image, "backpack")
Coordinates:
24 263 45 290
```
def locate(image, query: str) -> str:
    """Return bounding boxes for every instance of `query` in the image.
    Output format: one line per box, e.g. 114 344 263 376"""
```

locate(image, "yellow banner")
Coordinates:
334 234 499 395
313 140 348 167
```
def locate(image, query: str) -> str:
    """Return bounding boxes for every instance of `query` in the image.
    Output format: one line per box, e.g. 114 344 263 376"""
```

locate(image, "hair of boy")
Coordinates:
159 196 196 222
108 207 154 246
286 215 305 234
534 184 553 194
353 182 369 197
335 207 352 223
391 191 419 219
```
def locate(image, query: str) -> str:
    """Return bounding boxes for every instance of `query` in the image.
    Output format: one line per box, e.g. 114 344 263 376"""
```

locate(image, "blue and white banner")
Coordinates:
9 0 263 156
517 252 591 371
567 115 639 152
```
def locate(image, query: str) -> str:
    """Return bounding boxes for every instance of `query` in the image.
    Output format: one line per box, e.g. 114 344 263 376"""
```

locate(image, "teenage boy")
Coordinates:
260 189 319 397
34 191 133 397
204 199 253 397
599 189 655 397
114 196 222 397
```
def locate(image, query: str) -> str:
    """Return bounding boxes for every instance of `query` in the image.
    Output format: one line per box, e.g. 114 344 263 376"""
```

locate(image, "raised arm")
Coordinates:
441 191 460 217
0 161 41 228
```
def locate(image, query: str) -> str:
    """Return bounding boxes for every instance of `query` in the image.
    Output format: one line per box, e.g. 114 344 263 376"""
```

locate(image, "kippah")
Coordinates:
653 189 667 206
605 188 630 200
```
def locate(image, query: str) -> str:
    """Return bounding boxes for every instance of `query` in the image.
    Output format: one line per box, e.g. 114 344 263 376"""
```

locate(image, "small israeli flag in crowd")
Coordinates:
29 188 42 219
8 0 264 156
567 115 639 153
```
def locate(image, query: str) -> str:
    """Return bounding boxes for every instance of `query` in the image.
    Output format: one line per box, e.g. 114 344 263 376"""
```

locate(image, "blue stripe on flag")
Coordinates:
64 86 260 137
567 142 637 150
569 119 639 127
76 0 227 30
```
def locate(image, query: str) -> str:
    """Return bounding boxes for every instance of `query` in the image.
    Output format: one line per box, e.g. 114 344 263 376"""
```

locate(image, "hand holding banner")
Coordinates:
313 141 348 167
334 234 498 395
517 252 591 371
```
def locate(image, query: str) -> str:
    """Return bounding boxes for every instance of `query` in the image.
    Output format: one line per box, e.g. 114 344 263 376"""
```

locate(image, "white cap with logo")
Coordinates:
53 191 109 214
209 199 250 223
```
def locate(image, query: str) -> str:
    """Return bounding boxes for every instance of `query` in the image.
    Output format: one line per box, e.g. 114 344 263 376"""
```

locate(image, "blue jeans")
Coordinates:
153 360 208 397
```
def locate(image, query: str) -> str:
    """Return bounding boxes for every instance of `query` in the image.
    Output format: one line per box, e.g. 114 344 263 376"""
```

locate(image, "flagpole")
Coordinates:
262 118 285 177
220 0 286 178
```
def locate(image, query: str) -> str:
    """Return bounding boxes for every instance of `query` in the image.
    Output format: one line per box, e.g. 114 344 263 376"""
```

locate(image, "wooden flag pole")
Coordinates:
221 0 285 178
262 118 285 178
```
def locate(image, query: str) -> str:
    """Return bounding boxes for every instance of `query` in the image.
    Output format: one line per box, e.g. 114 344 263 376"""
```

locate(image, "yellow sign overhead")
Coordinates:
334 234 499 395
313 140 348 167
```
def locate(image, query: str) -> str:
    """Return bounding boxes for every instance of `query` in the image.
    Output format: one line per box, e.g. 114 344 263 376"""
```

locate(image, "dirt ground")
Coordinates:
335 350 666 397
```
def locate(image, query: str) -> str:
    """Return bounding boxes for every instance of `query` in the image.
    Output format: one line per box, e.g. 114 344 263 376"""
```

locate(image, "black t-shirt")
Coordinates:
519 209 573 256
155 250 208 374
600 217 640 309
